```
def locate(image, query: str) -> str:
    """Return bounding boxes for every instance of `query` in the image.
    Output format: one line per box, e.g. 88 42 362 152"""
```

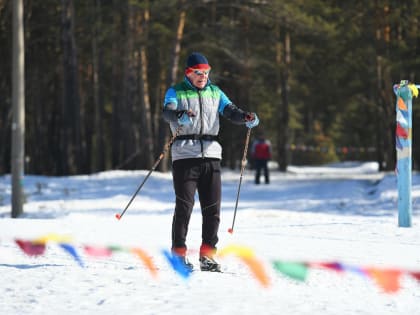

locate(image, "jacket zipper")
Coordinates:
198 90 204 158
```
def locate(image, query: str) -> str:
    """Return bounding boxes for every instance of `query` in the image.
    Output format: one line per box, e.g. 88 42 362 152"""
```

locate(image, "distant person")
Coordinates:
251 133 271 184
162 52 259 272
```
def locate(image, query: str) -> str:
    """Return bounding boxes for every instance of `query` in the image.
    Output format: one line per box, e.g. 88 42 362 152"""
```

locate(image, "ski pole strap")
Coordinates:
175 134 219 141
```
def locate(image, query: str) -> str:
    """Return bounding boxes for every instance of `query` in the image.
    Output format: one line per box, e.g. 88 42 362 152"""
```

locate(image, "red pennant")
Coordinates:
84 245 112 257
318 262 344 272
15 239 46 256
409 271 420 281
396 124 408 139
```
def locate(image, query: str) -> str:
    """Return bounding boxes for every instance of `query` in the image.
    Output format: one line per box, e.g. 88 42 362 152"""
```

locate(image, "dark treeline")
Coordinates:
1 0 420 175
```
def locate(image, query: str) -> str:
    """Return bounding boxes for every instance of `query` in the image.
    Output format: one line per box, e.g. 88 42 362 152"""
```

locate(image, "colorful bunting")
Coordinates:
9 235 420 294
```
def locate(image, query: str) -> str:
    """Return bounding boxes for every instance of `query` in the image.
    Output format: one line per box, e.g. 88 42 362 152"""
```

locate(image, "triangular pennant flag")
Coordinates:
272 261 308 281
397 97 408 111
218 245 270 287
396 110 408 127
162 250 192 279
395 136 403 150
240 256 270 287
59 243 85 268
366 268 402 293
408 84 419 98
15 239 46 256
218 244 255 258
396 123 408 139
35 234 72 244
341 264 369 278
311 262 344 273
131 248 158 278
84 245 113 257
409 271 420 281
107 245 127 252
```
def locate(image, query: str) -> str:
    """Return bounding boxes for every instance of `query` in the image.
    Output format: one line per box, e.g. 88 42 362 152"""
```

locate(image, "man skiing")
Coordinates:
162 52 259 271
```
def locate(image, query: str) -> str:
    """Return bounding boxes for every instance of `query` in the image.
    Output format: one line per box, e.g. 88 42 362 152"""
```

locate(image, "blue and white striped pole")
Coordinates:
394 81 418 227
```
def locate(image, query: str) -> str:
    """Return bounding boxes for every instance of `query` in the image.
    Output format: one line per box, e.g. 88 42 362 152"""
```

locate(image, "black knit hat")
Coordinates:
186 52 210 69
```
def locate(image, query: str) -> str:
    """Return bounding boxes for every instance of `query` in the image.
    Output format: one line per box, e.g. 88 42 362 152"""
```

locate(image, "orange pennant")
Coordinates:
218 245 270 287
241 256 271 287
131 248 159 278
366 268 402 293
397 97 407 111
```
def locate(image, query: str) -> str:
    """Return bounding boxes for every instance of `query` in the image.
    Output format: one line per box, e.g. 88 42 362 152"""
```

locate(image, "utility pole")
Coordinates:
11 0 25 218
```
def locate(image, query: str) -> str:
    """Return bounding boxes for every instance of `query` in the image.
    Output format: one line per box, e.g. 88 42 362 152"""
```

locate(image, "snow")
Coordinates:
1 162 420 315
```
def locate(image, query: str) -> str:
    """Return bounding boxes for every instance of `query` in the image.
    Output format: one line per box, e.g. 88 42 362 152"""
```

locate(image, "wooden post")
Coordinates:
394 80 418 227
11 0 25 218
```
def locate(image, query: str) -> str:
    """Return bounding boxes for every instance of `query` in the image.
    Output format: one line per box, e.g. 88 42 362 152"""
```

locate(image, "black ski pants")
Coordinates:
171 158 221 252
255 159 269 184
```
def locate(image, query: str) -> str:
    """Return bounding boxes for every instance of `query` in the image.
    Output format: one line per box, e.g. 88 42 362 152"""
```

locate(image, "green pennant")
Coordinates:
272 261 308 281
107 245 127 252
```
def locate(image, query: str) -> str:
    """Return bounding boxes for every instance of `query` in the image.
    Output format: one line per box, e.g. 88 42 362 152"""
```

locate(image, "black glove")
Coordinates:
176 110 196 118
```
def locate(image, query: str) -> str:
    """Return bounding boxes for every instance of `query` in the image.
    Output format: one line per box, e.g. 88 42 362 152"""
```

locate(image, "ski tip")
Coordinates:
227 228 233 234
115 213 121 220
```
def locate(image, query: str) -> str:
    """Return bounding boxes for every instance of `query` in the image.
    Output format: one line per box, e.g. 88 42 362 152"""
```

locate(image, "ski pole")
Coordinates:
228 127 251 234
115 126 181 220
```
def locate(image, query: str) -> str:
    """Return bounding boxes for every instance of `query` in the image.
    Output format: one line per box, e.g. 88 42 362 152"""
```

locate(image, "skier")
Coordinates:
162 52 259 271
251 133 272 184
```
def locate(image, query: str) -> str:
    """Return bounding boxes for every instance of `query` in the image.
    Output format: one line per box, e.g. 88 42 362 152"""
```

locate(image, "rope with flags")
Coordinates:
6 234 420 294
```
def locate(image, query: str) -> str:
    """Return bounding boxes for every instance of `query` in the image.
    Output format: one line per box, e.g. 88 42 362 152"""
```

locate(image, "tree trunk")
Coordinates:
11 0 25 217
92 0 105 171
61 0 82 174
137 5 154 169
276 25 291 172
111 0 123 168
119 1 140 170
157 2 186 172
374 1 394 171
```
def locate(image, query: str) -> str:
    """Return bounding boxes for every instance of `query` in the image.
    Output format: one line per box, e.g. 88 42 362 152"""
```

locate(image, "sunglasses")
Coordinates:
193 69 211 76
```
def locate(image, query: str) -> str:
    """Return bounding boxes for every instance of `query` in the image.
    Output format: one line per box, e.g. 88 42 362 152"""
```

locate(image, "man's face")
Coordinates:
187 69 210 89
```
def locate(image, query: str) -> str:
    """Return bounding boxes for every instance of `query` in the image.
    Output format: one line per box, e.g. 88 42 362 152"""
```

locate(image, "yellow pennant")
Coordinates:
408 84 419 98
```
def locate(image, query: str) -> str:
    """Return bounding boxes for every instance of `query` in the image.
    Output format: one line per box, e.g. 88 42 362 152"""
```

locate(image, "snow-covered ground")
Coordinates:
1 162 420 315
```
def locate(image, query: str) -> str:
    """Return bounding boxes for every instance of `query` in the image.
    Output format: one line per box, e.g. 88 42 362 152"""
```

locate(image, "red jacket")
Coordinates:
252 139 272 160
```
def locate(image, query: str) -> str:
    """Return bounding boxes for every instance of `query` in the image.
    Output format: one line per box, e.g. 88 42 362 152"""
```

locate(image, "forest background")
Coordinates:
1 0 420 176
